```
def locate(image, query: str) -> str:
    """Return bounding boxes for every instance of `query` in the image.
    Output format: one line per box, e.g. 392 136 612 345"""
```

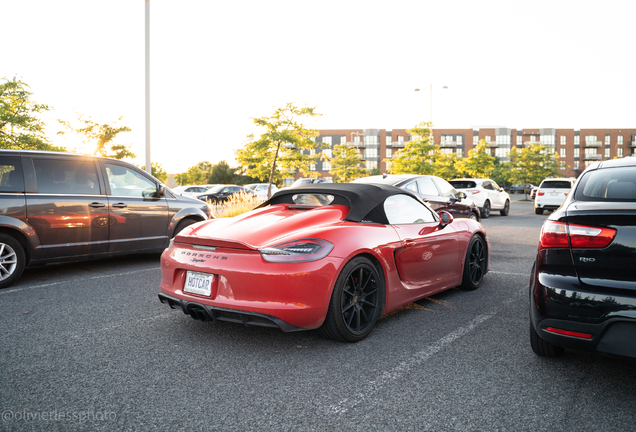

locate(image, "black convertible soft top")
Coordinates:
257 182 424 224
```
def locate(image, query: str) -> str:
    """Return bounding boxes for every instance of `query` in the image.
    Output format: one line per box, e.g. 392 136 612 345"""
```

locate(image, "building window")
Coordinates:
618 148 623 158
585 135 598 145
496 135 511 146
322 136 332 145
584 148 597 158
456 149 463 157
541 134 555 146
495 147 507 159
365 161 377 170
604 147 610 158
560 136 567 145
516 135 522 146
364 135 379 145
310 164 316 171
574 148 580 158
398 136 404 143
605 134 610 145
474 134 480 145
574 135 580 146
574 161 579 170
386 148 392 158
618 136 623 145
322 162 331 171
340 136 346 145
364 147 378 158
559 161 566 170
485 136 491 143
560 148 566 158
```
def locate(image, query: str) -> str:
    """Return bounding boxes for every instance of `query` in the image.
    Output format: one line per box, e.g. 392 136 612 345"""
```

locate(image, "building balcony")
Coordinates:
583 154 603 160
439 141 457 148
523 141 540 146
584 141 603 148
629 140 636 148
391 141 406 147
346 141 364 147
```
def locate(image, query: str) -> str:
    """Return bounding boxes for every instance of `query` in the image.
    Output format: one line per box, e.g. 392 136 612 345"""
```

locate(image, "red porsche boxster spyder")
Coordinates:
159 183 489 342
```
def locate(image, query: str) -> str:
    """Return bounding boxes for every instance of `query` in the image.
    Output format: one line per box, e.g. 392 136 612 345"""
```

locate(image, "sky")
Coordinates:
3 0 636 173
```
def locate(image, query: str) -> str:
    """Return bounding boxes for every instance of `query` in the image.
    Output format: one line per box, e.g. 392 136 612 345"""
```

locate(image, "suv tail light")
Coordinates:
539 221 616 249
537 191 545 196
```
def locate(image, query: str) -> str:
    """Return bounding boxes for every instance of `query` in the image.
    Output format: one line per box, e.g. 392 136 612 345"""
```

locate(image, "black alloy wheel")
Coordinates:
320 257 385 342
459 235 486 290
481 200 491 218
500 200 510 216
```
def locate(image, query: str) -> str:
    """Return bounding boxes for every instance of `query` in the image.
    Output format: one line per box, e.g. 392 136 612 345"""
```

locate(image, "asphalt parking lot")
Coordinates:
1 199 635 431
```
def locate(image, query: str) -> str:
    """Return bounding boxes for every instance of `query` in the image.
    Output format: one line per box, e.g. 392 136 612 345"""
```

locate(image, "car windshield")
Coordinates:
449 181 477 189
575 167 636 201
207 185 227 193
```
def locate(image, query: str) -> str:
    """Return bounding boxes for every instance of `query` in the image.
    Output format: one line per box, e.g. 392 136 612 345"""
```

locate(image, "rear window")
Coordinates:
449 181 477 189
575 167 636 201
539 180 572 189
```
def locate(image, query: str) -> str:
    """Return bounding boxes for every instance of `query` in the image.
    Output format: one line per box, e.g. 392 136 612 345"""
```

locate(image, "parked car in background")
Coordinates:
177 185 217 199
352 174 481 221
448 178 510 218
0 150 212 288
507 184 535 194
288 178 333 188
534 178 576 214
159 183 489 342
529 157 636 359
197 185 256 203
245 183 279 200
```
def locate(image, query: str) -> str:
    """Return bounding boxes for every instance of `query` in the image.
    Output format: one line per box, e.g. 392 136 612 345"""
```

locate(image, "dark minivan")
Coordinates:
0 150 211 288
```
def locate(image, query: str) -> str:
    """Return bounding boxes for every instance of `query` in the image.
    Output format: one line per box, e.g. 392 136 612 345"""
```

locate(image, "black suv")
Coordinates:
530 157 636 359
352 174 481 221
0 150 212 288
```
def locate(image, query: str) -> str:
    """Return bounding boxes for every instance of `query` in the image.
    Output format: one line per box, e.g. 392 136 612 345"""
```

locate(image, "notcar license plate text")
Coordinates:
184 271 214 296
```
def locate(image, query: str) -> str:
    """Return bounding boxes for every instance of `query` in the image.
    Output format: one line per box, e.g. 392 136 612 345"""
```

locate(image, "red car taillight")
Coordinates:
259 238 334 263
537 192 545 196
539 221 616 249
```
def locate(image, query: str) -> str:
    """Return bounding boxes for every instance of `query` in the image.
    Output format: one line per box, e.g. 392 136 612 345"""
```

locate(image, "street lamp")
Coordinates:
415 84 448 124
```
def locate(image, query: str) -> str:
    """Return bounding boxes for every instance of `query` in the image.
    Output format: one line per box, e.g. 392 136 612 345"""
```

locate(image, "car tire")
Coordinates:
173 219 198 237
320 256 385 342
535 208 544 215
500 200 510 216
469 210 480 222
481 201 491 218
530 323 564 357
459 235 486 291
0 234 26 289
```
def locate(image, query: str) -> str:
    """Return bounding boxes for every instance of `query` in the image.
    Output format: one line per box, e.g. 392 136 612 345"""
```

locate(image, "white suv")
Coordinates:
448 178 510 218
534 178 576 214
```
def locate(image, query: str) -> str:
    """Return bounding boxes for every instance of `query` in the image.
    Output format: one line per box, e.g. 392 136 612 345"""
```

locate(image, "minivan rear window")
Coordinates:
575 167 636 201
0 157 24 193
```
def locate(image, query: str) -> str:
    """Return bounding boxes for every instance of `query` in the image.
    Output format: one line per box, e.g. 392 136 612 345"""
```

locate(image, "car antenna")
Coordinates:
382 173 388 179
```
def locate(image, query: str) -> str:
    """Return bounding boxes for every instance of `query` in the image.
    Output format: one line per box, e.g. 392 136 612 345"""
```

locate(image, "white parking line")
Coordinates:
324 313 494 415
0 267 160 295
489 270 530 277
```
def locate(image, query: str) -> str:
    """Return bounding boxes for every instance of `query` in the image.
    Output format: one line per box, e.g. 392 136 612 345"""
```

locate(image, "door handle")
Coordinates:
112 203 127 208
403 239 415 247
89 202 106 208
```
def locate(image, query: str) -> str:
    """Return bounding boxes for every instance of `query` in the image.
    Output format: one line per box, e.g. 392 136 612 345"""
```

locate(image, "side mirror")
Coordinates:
158 185 166 198
457 191 467 200
438 211 453 227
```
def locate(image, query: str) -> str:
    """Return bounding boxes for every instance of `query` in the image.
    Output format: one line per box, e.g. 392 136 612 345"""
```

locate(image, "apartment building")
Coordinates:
288 127 636 184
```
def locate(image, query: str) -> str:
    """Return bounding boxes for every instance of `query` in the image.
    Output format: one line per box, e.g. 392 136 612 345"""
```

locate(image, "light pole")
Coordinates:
414 84 448 124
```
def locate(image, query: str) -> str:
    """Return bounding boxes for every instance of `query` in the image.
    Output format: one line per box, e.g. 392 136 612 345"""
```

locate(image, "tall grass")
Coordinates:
208 193 264 218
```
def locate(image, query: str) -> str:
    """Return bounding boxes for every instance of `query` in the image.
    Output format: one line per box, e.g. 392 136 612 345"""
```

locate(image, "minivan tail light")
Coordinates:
539 221 616 249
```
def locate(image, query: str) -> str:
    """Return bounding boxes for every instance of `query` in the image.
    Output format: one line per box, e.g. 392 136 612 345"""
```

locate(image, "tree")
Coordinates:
141 162 168 183
455 140 496 178
490 160 515 190
235 103 323 197
433 151 461 180
387 122 437 175
508 143 560 198
208 160 237 184
0 77 62 151
58 115 135 159
329 143 368 182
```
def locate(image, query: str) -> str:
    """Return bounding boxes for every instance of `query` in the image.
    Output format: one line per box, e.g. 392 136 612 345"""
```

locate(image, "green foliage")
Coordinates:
58 115 134 159
329 143 369 182
490 160 515 189
209 160 238 184
141 162 168 183
388 122 437 175
508 143 560 196
0 77 62 151
174 160 249 186
455 140 496 178
433 152 461 180
235 103 324 190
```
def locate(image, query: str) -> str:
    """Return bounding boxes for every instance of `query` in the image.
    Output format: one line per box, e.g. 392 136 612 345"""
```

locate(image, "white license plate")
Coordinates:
184 271 214 296
550 192 559 196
